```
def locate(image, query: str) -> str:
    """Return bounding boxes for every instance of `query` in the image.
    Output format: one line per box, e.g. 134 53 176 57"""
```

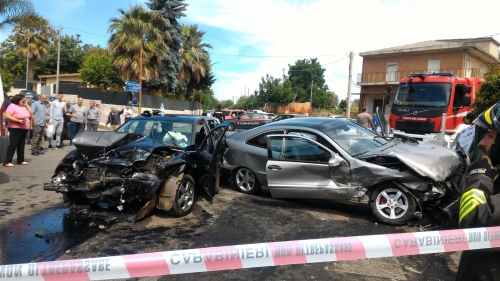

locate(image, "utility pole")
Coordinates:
283 68 285 83
346 51 354 118
55 25 62 95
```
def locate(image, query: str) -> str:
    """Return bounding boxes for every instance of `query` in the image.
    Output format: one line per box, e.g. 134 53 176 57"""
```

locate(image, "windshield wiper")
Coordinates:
163 130 179 147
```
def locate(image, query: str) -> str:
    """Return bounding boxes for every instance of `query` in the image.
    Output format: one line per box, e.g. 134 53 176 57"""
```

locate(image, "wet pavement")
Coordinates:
0 205 102 264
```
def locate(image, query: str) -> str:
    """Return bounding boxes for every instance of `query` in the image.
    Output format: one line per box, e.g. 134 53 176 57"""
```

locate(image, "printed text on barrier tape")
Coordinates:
1 226 500 280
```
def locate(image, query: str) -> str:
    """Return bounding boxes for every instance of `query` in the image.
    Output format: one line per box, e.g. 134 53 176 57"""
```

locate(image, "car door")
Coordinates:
236 113 251 130
265 134 351 200
192 123 229 203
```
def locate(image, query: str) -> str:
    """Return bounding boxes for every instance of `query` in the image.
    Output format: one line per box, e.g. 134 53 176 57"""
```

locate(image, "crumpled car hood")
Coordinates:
73 131 171 158
360 138 461 182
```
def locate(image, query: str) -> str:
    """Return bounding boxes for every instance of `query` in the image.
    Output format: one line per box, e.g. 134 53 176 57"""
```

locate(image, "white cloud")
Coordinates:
186 0 500 102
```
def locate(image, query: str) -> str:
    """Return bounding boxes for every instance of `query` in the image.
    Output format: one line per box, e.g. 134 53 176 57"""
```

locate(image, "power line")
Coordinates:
208 52 348 58
61 26 108 38
287 55 350 72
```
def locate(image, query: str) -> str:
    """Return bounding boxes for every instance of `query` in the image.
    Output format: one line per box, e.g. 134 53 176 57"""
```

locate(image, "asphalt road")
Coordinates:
0 142 461 280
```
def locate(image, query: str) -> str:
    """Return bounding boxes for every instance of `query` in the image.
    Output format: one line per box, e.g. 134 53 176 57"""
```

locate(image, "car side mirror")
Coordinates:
328 156 342 168
184 144 197 152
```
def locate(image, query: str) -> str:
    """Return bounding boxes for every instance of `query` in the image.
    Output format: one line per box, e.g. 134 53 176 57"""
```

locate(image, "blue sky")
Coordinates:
3 0 500 102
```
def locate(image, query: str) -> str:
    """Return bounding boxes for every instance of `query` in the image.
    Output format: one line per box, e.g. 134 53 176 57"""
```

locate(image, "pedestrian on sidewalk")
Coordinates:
123 105 133 123
67 97 87 145
3 95 30 167
106 106 124 131
42 100 52 149
49 93 66 149
85 100 100 131
23 98 35 144
356 107 375 130
30 94 47 156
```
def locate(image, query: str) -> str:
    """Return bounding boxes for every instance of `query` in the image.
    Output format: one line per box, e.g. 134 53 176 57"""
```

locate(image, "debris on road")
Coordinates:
34 230 44 238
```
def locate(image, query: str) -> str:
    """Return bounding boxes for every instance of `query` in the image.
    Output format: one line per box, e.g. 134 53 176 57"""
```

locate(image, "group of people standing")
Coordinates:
2 92 134 167
2 92 79 166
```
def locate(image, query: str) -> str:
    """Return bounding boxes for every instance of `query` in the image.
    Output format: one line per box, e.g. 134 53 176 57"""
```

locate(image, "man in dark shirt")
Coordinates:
213 105 225 123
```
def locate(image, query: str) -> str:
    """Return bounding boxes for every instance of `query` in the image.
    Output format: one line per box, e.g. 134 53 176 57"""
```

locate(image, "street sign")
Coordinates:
125 85 141 92
129 100 138 106
125 80 140 87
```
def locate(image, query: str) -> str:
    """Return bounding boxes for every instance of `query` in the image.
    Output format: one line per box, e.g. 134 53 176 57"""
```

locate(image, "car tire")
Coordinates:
228 123 235 131
369 185 416 226
168 175 196 217
233 167 261 194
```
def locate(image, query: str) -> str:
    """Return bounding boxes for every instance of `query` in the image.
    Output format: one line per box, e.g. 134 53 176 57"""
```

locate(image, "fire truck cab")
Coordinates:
389 73 481 136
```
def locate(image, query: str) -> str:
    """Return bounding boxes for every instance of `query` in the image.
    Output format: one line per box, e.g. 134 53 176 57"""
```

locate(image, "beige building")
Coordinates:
357 37 500 115
38 73 82 85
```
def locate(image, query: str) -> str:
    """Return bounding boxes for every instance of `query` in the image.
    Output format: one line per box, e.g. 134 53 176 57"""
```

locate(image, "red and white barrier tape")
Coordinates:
2 226 500 280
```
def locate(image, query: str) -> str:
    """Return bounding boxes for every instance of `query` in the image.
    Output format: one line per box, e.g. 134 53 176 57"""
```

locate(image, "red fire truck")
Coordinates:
388 73 481 136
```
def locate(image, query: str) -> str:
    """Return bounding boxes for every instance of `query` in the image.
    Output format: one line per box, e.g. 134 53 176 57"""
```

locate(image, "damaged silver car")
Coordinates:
223 117 468 225
44 115 228 221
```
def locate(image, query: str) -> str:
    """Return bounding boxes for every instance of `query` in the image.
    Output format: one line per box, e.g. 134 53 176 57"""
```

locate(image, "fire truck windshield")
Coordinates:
393 82 452 107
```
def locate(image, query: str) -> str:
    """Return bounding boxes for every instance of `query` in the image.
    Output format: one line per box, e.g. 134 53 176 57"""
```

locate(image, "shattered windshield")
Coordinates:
116 120 193 148
394 82 451 107
324 121 389 156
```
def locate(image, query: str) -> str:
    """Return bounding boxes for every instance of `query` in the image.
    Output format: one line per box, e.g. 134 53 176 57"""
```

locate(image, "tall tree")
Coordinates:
146 0 187 93
78 47 122 90
0 37 25 79
288 58 328 104
0 0 34 29
258 75 294 111
326 91 338 109
178 24 212 101
472 68 500 115
35 34 88 76
108 5 171 85
12 14 55 82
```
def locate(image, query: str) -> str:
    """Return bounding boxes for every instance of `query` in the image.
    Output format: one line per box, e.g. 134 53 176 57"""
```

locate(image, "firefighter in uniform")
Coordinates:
456 101 500 281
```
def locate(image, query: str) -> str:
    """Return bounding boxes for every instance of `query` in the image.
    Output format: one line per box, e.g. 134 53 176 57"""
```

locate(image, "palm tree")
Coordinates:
178 24 212 101
108 5 171 84
0 0 34 30
12 14 54 82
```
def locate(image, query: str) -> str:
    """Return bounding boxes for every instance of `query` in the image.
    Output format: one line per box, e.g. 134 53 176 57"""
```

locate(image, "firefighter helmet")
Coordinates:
473 101 500 131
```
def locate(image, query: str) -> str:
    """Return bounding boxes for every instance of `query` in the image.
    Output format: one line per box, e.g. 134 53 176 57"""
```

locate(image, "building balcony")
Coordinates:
357 68 484 86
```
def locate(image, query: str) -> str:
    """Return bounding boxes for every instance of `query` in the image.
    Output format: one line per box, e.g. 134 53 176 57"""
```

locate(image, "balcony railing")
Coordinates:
357 68 484 84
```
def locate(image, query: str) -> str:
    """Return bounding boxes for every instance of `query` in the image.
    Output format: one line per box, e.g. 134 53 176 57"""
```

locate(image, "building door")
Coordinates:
373 99 383 113
386 62 398 82
428 58 440 73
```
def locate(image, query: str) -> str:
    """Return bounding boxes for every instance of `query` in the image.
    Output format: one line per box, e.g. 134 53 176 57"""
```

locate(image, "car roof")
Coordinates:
227 117 352 139
133 115 209 123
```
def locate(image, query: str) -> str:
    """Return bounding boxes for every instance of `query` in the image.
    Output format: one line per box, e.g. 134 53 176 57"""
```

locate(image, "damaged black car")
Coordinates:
44 114 228 221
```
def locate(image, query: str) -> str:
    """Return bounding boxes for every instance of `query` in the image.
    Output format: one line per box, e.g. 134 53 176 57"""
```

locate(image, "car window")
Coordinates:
269 136 331 163
247 130 284 148
286 130 338 153
116 120 193 147
323 121 388 156
201 126 225 154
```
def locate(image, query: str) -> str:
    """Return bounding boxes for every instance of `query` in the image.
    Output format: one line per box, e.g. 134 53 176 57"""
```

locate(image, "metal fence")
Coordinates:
59 83 199 111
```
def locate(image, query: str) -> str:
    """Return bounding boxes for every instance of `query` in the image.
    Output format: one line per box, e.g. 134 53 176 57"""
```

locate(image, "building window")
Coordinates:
386 62 398 82
428 58 440 73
